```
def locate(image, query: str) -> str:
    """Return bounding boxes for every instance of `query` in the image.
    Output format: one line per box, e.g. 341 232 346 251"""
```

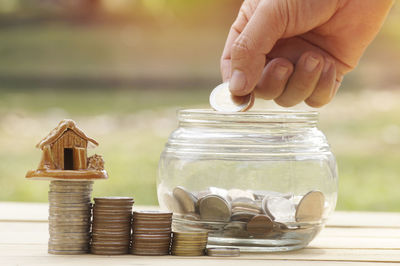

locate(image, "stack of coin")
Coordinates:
171 231 208 256
131 211 172 255
48 181 93 255
91 197 134 255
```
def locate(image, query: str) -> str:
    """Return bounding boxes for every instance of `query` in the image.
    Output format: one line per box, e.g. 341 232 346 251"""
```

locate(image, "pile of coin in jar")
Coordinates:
48 181 93 255
163 186 325 238
91 197 134 255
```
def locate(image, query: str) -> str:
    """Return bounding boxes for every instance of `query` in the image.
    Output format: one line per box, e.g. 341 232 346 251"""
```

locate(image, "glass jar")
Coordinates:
157 109 338 252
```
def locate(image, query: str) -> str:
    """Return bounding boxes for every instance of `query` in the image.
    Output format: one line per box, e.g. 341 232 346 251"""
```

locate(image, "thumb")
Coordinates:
228 0 286 96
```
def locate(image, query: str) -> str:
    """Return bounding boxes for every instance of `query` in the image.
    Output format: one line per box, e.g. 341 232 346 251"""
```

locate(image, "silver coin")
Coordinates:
172 186 197 214
198 194 231 222
295 190 325 222
210 82 255 112
263 196 295 222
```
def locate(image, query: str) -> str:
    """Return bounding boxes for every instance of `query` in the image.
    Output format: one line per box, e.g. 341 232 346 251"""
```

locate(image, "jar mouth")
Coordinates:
178 109 318 124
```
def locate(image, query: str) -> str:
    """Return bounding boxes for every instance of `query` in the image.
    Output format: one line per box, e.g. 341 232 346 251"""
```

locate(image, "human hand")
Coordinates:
221 0 394 107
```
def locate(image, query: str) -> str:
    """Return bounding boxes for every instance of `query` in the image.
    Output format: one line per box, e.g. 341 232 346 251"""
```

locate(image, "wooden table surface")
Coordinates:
1 202 399 266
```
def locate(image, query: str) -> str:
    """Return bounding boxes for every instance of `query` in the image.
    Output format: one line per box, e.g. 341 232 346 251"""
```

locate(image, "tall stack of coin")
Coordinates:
131 211 172 255
91 197 134 255
48 181 93 255
171 231 208 256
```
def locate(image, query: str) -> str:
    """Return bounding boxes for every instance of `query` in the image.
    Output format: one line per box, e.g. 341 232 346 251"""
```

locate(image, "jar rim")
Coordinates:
178 109 318 123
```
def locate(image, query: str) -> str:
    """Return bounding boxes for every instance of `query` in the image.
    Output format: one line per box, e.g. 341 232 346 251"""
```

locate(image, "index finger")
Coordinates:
220 3 257 82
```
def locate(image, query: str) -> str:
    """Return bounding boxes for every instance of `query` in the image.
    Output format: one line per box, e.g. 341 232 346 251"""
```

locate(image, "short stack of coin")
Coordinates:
48 181 93 255
131 211 172 255
171 231 208 256
91 197 134 255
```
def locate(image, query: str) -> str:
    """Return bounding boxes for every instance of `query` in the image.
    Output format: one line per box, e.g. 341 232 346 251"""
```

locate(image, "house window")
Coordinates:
64 148 74 170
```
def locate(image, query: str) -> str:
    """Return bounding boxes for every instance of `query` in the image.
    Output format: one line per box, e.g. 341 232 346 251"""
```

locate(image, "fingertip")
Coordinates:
305 98 328 108
229 69 253 96
274 98 297 108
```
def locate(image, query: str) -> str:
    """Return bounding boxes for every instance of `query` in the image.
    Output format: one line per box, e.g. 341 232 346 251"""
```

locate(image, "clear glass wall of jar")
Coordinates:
158 109 338 252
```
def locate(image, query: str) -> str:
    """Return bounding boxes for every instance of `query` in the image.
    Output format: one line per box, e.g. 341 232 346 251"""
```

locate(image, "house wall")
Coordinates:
50 129 88 169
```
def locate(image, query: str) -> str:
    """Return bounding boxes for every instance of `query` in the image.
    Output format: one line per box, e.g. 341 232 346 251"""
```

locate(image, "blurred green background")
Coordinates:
0 0 399 211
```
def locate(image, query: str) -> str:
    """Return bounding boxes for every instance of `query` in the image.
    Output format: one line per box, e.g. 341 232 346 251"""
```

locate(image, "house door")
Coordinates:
64 148 74 170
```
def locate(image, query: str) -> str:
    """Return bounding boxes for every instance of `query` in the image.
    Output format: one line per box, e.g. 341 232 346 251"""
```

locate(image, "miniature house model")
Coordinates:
26 119 108 180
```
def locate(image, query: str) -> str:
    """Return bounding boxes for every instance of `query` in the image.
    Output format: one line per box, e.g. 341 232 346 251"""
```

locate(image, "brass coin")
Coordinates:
295 190 325 222
209 82 254 112
171 250 205 256
172 231 208 236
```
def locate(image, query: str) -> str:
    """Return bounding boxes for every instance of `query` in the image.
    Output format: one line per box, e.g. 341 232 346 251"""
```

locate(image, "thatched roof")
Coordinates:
36 119 98 149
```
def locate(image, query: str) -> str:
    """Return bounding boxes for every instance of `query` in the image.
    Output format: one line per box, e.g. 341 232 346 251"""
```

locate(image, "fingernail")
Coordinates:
305 55 320 72
229 70 247 93
274 65 289 80
323 60 332 73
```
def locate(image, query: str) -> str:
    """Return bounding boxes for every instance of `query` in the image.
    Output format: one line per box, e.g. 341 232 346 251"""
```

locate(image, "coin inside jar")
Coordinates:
246 215 274 236
198 194 231 222
263 196 295 222
295 190 325 222
173 186 197 214
209 82 254 112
